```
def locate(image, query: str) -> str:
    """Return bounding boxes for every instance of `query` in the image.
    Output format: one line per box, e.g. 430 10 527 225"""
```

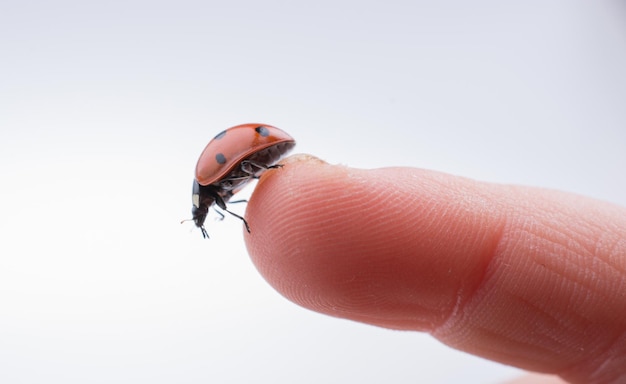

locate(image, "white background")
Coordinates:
1 1 625 383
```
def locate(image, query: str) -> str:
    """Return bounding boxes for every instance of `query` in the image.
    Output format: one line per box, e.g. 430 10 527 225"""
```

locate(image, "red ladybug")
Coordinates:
189 123 295 238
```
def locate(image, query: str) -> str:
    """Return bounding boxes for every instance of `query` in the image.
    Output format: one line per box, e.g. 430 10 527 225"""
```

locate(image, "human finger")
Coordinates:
245 155 626 383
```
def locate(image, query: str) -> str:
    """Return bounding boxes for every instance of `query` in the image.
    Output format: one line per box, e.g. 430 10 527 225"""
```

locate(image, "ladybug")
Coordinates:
188 123 295 238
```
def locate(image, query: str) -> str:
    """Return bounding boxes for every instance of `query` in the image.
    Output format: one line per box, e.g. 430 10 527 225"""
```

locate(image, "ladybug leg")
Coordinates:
214 194 251 233
224 208 250 233
218 175 255 191
240 160 283 174
229 199 248 204
222 175 252 183
200 226 209 239
213 209 225 221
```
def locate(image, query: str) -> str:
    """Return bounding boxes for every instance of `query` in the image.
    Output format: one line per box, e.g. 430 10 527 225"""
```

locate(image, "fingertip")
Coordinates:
244 155 498 330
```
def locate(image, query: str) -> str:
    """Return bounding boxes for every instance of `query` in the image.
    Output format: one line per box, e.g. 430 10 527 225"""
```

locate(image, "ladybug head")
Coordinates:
191 204 209 239
191 179 213 239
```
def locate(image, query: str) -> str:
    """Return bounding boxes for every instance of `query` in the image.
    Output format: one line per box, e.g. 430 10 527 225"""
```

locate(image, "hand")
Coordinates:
244 155 626 384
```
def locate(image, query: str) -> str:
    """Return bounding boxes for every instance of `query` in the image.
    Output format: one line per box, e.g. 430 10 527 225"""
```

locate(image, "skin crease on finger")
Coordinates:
243 155 626 384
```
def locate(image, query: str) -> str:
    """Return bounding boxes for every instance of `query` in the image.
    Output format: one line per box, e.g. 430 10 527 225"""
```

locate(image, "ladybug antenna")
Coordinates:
180 218 210 239
180 219 209 239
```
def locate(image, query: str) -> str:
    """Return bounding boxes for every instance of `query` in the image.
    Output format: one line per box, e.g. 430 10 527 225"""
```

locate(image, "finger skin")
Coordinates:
244 155 626 384
505 373 569 384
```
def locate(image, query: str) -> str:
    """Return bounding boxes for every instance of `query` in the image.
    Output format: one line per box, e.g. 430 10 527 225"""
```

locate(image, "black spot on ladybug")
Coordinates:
214 130 227 140
255 126 270 137
215 153 226 164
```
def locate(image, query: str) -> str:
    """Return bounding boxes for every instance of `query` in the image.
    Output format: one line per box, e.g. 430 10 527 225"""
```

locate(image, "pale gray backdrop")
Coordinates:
1 1 625 383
